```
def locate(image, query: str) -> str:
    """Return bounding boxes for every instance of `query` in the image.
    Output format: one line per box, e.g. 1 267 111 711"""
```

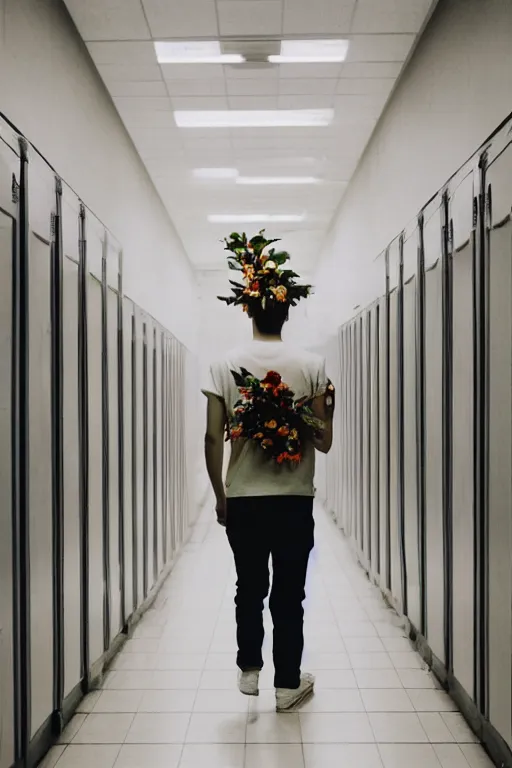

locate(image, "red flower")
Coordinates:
262 371 282 387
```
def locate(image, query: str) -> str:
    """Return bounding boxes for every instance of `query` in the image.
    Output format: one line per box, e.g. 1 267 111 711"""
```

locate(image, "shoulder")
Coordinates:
283 344 325 372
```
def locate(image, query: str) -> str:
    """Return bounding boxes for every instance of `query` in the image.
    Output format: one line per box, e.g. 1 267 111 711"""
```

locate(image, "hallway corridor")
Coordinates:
43 506 491 768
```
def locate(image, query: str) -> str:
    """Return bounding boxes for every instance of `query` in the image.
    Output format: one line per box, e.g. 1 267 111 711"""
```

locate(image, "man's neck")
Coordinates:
252 329 282 343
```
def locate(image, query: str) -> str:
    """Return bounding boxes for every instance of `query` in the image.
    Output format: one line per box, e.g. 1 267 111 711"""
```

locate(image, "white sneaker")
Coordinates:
238 670 260 696
276 673 315 712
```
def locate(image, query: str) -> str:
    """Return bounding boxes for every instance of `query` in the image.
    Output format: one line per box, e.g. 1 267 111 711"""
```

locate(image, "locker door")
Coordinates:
361 312 371 568
451 239 475 699
122 300 134 617
487 148 512 746
369 304 380 580
388 289 401 609
378 296 389 590
154 327 163 578
87 270 104 664
403 277 420 628
0 142 17 768
28 171 54 736
107 285 121 637
134 312 144 603
424 231 445 662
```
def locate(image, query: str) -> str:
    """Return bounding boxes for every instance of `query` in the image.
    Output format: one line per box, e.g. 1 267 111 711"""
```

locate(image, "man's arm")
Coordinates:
204 393 227 523
311 383 335 454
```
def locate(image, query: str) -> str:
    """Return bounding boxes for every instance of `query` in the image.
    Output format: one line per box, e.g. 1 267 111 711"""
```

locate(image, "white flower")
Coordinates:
265 260 277 270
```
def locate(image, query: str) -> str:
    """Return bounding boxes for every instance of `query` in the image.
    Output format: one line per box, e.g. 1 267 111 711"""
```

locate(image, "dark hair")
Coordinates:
250 301 289 335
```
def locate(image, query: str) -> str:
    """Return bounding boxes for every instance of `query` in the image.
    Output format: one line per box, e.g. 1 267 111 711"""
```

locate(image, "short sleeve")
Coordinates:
313 358 329 398
200 360 224 400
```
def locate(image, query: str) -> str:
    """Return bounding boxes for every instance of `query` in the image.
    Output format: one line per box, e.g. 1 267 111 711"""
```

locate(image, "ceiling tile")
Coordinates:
278 94 335 109
340 62 404 78
170 96 230 110
142 0 219 37
63 0 150 41
121 110 176 129
278 63 343 79
113 96 172 112
165 79 227 96
160 64 225 81
87 42 156 66
226 78 279 96
228 96 279 109
336 78 396 96
278 78 338 96
166 80 226 97
352 0 435 33
224 64 279 80
334 94 387 117
347 34 416 62
217 0 283 36
97 64 163 83
283 0 355 34
108 81 169 97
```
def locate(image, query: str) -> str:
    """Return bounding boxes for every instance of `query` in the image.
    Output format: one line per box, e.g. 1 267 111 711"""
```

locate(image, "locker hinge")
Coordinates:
50 211 57 238
11 173 19 203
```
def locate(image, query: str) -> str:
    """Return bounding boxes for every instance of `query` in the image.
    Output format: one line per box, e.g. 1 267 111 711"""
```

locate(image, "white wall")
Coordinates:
307 0 512 340
0 0 198 350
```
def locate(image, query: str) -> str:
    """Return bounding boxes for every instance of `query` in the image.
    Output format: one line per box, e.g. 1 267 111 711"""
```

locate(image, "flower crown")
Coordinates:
217 230 312 312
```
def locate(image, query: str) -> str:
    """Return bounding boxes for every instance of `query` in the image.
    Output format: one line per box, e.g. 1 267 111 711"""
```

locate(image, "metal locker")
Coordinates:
28 230 54 736
451 238 476 699
487 151 512 746
388 289 402 610
87 270 105 664
369 304 380 581
122 299 134 617
378 296 389 590
154 327 163 577
145 322 155 591
62 252 81 697
423 219 445 663
403 275 420 629
361 312 371 569
0 163 16 768
107 284 121 638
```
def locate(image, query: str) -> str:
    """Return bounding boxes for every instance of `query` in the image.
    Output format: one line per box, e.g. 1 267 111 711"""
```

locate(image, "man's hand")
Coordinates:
216 496 227 527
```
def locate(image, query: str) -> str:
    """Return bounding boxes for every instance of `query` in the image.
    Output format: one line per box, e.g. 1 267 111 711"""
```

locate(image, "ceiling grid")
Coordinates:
63 0 437 271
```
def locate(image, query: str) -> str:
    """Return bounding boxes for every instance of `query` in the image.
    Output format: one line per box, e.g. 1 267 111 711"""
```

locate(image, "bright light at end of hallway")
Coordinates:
174 109 334 129
154 40 244 64
193 168 239 180
208 214 305 224
236 176 320 186
269 38 350 63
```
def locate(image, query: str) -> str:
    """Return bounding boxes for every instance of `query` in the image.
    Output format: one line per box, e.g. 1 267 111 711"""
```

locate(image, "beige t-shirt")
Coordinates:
202 340 328 498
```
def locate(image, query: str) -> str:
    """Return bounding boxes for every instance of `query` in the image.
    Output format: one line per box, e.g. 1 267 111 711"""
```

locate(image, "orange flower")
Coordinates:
262 439 273 448
242 304 249 313
230 425 243 439
271 285 288 302
290 429 298 440
254 432 264 439
265 420 277 429
277 425 290 436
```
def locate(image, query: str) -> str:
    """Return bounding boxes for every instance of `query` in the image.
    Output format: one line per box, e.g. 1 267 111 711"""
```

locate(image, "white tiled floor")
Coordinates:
43 505 494 768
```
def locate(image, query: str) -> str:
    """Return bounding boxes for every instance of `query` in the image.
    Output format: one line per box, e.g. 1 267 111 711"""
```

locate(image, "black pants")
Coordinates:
226 495 314 690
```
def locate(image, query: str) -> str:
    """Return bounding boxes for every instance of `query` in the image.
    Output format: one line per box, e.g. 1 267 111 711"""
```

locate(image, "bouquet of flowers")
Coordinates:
217 231 311 313
228 368 324 465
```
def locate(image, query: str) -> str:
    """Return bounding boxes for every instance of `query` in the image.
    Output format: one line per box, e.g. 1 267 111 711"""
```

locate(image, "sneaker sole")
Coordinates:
239 686 259 697
276 682 314 712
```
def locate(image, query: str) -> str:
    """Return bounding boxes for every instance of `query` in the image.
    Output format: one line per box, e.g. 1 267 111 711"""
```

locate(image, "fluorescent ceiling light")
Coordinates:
208 214 305 224
155 41 244 64
236 176 319 186
174 109 333 128
269 39 349 63
193 168 239 180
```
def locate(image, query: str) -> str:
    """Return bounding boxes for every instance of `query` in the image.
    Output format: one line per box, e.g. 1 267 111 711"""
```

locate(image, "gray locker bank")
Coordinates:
325 111 512 767
0 113 191 768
